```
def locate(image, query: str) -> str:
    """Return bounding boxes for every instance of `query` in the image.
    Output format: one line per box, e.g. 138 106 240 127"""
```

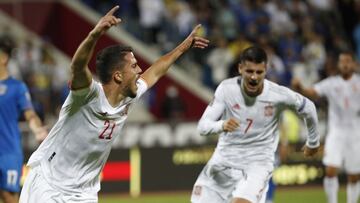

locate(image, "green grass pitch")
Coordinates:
99 187 359 203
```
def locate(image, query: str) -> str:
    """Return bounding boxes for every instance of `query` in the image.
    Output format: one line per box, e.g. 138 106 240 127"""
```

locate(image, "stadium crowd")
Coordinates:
1 0 360 121
82 0 360 90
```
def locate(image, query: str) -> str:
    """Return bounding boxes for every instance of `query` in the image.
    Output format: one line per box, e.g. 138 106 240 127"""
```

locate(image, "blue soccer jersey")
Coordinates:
0 77 33 192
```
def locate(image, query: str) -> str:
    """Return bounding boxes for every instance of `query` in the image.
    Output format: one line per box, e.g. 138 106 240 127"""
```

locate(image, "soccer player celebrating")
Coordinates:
191 46 320 203
19 5 209 203
292 51 360 203
0 37 47 203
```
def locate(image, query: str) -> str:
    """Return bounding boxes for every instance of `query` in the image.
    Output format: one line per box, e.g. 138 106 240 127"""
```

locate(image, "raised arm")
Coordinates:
141 25 209 88
291 78 320 101
70 6 121 90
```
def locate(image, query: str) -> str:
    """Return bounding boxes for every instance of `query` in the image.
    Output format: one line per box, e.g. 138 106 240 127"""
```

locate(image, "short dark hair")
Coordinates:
339 50 355 59
0 36 14 56
240 46 267 64
96 45 133 84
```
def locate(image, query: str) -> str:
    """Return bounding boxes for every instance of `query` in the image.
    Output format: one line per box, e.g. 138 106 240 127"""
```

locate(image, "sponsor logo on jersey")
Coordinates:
48 152 56 162
264 103 274 117
119 104 130 116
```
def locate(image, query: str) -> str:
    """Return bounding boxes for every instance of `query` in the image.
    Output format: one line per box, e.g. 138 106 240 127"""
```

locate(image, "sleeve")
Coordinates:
17 82 33 111
135 77 149 99
66 79 99 106
313 78 331 97
285 88 320 148
70 79 96 97
197 83 226 136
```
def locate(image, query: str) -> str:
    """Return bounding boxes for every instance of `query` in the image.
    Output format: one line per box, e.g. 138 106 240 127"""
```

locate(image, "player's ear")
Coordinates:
114 71 123 84
238 62 243 75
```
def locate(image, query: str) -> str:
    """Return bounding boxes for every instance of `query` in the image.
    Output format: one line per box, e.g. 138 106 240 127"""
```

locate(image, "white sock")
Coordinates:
324 176 339 203
347 182 359 203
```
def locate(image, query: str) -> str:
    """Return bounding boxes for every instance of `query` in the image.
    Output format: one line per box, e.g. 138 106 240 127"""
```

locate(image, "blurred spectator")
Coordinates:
16 38 41 78
353 18 360 60
161 85 186 123
307 0 334 12
278 31 302 70
138 0 165 44
213 0 238 41
265 45 286 85
265 0 296 36
292 58 319 88
160 0 195 52
302 31 326 72
206 36 233 87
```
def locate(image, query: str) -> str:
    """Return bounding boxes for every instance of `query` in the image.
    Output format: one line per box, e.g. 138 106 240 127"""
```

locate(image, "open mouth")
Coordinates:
247 81 258 90
249 80 258 86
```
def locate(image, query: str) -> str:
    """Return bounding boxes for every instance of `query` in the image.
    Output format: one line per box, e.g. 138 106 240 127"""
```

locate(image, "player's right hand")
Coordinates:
91 5 121 37
222 118 240 132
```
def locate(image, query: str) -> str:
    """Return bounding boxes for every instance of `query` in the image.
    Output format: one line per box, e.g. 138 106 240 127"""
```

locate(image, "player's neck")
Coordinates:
341 73 353 80
102 84 126 107
240 81 260 106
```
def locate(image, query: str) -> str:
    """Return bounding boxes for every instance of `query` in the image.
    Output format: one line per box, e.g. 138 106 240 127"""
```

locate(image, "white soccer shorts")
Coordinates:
323 131 360 173
191 163 272 203
19 165 98 203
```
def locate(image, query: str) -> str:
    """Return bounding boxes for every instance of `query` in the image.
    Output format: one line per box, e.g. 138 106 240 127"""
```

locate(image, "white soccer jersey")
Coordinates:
27 78 148 194
197 77 319 169
314 74 360 135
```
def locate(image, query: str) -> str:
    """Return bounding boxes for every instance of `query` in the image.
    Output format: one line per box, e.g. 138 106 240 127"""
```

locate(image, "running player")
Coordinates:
292 51 360 203
0 37 47 203
19 5 209 203
191 46 320 203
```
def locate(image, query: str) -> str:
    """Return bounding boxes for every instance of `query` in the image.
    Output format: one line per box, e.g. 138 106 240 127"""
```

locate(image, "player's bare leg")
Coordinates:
0 190 19 203
346 174 360 203
324 166 339 203
232 198 251 203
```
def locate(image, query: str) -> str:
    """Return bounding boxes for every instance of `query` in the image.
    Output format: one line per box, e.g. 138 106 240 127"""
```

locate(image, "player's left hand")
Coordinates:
302 145 320 157
91 5 122 37
182 24 209 50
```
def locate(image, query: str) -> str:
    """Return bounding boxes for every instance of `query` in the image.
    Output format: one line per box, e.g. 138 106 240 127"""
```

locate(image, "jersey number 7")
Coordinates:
244 118 253 134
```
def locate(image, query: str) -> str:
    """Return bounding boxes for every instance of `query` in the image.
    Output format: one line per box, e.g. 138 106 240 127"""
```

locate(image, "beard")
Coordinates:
127 87 137 98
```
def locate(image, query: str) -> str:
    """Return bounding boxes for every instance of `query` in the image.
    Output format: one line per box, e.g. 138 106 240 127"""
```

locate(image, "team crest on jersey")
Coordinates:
193 185 202 196
119 104 130 116
0 84 7 95
264 103 274 117
232 103 241 110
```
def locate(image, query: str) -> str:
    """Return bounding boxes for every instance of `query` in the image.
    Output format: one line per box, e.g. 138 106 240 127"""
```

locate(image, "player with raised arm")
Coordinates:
292 51 360 203
191 46 320 203
19 5 208 203
0 37 47 203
